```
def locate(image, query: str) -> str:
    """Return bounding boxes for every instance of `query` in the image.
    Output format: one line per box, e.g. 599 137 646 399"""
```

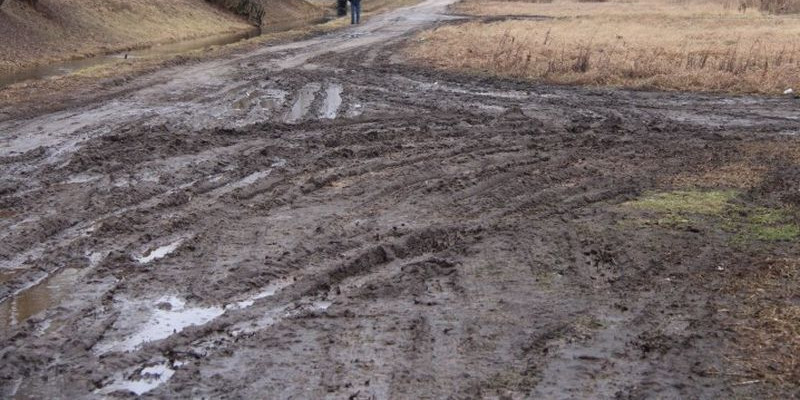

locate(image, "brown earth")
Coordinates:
0 0 799 398
211 0 327 31
0 0 254 73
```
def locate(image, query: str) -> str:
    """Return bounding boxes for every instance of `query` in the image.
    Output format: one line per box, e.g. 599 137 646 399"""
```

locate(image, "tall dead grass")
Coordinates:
409 0 800 93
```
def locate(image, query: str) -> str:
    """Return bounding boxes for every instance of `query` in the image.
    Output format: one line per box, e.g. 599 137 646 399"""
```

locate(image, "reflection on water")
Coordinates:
126 28 260 57
0 28 260 89
0 268 80 333
286 82 321 123
321 83 343 119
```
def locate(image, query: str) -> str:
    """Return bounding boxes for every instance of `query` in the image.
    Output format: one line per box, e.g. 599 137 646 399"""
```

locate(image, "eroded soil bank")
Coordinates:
0 0 798 398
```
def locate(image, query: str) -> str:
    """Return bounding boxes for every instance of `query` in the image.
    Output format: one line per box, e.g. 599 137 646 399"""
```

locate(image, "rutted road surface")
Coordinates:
1 0 799 398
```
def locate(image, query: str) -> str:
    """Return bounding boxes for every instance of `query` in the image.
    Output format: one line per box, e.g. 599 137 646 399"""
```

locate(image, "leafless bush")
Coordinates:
572 45 592 72
760 0 800 13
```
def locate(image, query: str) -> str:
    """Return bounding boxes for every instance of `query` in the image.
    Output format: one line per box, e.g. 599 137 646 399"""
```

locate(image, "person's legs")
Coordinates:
355 3 361 24
351 3 356 24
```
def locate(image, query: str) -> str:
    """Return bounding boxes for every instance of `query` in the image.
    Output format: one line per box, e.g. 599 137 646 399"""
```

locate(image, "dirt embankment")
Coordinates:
0 0 254 73
209 0 326 31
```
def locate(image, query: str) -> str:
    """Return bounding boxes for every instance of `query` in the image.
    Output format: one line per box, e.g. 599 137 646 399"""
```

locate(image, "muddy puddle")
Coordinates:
95 278 296 355
321 83 343 119
136 239 185 264
94 295 225 354
0 28 260 89
285 83 322 123
96 361 179 396
0 268 81 333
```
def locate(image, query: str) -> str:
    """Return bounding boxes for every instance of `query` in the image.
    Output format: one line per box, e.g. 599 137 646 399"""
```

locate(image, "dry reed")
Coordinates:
409 0 800 93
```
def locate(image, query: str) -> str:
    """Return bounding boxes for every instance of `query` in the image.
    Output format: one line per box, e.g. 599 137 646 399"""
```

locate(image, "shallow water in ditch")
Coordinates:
0 29 261 89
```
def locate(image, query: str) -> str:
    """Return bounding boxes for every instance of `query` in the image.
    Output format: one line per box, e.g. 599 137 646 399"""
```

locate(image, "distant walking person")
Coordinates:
350 0 361 24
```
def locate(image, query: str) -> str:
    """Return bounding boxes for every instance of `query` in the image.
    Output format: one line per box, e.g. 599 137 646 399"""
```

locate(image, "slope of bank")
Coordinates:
0 0 254 73
209 0 326 31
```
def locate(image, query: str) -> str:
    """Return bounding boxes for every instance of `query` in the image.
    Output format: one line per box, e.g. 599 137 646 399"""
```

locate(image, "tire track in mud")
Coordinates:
2 0 800 397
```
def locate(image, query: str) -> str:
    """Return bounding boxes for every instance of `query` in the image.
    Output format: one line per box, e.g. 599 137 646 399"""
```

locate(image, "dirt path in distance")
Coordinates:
1 0 799 398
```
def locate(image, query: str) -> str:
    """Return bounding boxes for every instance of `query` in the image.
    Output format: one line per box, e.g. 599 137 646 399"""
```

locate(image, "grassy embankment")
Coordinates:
0 0 254 74
407 0 800 93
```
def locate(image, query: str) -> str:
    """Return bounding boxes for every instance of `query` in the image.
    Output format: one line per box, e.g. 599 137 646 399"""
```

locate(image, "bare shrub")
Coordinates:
759 0 800 13
572 45 591 72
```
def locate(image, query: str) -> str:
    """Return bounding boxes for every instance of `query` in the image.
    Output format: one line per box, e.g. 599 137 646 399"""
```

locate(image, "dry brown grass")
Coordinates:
0 0 254 73
740 141 800 162
669 141 800 188
671 162 769 188
408 0 800 93
724 258 800 386
759 0 800 14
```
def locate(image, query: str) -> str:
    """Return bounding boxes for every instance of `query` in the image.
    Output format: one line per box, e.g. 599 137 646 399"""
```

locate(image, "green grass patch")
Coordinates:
751 224 800 241
624 189 799 243
625 190 737 215
748 207 789 225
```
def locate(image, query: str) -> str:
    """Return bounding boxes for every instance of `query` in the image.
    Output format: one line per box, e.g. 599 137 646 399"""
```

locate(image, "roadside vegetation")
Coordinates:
0 0 255 73
408 0 800 93
624 190 799 242
724 256 800 388
212 0 326 31
616 136 800 388
621 187 800 386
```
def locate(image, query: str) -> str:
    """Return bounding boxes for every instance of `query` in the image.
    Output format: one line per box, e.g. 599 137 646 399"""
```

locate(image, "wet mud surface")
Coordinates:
0 29 262 90
1 0 800 398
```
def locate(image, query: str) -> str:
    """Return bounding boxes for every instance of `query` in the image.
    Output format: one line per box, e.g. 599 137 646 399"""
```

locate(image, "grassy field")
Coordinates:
407 0 800 93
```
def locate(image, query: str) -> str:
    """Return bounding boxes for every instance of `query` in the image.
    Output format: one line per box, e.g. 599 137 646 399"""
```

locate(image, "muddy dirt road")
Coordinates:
1 0 799 398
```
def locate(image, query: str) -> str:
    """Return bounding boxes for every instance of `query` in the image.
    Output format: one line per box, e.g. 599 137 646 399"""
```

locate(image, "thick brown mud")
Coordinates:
1 0 799 398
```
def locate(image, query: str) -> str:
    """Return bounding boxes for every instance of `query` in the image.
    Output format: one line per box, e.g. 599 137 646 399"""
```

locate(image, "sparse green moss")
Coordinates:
623 189 799 243
626 190 737 215
747 207 790 225
751 225 800 241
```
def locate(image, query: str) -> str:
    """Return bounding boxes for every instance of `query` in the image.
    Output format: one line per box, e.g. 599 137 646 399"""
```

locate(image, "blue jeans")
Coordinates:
351 2 361 24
